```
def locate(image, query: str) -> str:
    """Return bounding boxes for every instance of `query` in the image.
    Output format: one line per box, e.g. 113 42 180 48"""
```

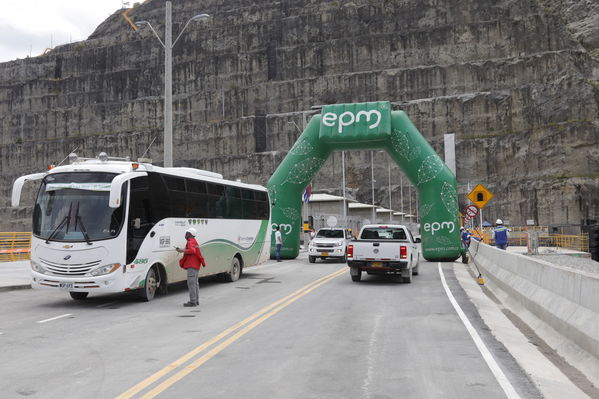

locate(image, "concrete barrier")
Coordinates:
470 240 599 361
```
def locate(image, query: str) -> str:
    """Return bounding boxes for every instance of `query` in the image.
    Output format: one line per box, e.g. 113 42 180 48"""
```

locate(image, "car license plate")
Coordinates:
322 252 329 257
371 262 383 268
59 282 73 290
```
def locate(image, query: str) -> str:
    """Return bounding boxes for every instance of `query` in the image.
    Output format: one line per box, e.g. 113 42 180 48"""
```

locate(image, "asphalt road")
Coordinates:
0 255 542 399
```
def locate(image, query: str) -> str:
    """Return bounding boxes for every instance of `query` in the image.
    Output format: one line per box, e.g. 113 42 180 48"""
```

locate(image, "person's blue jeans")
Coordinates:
496 244 508 250
275 244 282 261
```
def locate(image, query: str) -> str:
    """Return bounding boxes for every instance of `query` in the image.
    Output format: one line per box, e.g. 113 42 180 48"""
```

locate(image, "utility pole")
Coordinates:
164 1 173 167
388 160 392 222
342 151 347 222
400 174 404 223
371 151 375 222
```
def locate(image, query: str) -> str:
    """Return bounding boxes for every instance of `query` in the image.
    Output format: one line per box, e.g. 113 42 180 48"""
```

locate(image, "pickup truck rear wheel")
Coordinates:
402 267 413 284
350 267 362 282
309 256 316 263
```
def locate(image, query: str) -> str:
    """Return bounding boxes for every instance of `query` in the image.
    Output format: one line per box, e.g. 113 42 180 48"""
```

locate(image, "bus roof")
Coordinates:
45 159 267 192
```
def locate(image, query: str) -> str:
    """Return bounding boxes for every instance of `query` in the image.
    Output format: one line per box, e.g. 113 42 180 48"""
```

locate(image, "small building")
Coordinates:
305 193 418 236
376 207 394 222
348 202 377 225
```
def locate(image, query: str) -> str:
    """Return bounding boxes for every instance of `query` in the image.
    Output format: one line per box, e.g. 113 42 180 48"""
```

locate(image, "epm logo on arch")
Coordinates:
319 101 391 142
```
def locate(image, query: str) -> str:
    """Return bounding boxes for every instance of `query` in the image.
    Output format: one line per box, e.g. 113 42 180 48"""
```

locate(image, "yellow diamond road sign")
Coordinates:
468 184 494 209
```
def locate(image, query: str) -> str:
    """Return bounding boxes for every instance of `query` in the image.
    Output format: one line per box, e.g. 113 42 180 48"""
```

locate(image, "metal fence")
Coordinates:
478 228 589 253
0 232 31 262
0 228 591 262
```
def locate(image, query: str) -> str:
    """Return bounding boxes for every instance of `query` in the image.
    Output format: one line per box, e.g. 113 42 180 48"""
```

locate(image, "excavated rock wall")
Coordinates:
1 0 598 231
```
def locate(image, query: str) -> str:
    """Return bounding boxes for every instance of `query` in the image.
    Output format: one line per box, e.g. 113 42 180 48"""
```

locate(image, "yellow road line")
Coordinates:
140 268 346 398
115 267 347 399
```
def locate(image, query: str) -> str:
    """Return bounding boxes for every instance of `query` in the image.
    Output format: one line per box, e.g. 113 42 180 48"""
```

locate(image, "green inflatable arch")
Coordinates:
268 101 461 262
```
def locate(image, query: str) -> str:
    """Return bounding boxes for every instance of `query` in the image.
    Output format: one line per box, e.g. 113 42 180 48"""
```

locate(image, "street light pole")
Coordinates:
342 151 347 222
400 174 404 223
164 1 173 168
388 160 392 222
409 185 412 218
371 151 375 222
136 2 209 168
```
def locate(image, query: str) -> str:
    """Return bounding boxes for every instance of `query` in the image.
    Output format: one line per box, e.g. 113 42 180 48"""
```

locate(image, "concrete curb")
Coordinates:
0 284 31 292
471 240 599 362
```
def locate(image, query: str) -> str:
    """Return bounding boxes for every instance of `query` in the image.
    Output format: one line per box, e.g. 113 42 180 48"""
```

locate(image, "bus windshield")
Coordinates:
33 172 125 242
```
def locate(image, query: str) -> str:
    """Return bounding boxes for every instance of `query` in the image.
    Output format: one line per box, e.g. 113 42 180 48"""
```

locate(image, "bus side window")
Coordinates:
207 183 225 218
164 176 186 217
127 177 152 264
226 186 242 219
185 180 204 218
241 190 256 219
148 173 170 222
255 191 270 220
128 177 152 232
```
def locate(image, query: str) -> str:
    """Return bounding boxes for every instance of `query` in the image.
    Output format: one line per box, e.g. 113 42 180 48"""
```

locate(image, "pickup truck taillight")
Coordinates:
400 245 407 259
348 245 354 258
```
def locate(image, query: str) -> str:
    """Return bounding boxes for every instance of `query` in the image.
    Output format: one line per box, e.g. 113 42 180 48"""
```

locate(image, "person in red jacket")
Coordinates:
176 227 205 307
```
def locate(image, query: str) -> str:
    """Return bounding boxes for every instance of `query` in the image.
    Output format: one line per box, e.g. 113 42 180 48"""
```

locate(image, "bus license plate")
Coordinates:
321 252 329 257
59 282 73 290
371 262 383 268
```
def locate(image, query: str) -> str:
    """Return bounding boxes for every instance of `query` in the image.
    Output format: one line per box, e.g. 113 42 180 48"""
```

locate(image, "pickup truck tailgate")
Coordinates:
353 241 402 260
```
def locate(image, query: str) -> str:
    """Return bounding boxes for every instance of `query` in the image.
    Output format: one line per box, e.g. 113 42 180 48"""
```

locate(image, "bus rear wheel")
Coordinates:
70 292 88 300
139 266 159 301
224 256 241 282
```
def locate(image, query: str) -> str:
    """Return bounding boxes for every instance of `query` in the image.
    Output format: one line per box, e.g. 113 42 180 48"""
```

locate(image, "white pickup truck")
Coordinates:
347 224 420 283
308 228 353 263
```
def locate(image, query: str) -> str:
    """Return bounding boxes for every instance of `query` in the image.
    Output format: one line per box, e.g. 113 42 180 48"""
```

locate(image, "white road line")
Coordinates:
360 314 382 399
438 262 521 399
36 313 73 324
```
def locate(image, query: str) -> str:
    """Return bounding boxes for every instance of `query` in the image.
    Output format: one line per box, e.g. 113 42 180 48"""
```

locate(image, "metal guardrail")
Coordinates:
0 232 31 262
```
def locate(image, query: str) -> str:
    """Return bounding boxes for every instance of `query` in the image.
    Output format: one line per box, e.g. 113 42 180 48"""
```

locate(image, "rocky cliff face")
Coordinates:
1 0 598 231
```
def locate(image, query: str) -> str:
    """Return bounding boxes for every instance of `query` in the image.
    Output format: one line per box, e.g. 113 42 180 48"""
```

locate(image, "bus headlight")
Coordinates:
91 263 121 277
31 260 47 274
336 241 344 246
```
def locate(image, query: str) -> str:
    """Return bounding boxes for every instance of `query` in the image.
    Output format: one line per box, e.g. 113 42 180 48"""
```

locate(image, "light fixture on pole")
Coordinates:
136 3 210 168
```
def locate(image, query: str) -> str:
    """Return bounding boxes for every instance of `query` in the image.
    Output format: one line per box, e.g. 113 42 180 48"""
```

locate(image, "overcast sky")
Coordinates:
0 0 125 62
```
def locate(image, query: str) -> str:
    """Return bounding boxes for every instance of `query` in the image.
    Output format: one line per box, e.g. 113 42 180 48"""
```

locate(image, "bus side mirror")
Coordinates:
133 218 141 229
415 237 421 243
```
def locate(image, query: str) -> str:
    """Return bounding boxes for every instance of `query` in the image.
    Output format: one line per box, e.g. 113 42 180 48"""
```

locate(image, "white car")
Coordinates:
308 228 353 263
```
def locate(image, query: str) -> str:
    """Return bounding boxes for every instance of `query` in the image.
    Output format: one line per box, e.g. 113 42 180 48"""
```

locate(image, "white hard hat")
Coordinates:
496 219 503 225
185 227 197 236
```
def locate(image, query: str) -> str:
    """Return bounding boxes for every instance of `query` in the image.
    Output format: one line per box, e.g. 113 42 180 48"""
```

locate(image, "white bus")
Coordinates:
11 153 271 301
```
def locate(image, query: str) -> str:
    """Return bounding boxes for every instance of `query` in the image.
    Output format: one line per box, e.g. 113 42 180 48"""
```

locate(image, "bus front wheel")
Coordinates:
139 266 159 301
70 292 88 300
224 256 241 282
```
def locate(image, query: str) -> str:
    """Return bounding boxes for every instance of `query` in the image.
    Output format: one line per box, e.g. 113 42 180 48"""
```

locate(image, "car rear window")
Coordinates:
360 228 407 240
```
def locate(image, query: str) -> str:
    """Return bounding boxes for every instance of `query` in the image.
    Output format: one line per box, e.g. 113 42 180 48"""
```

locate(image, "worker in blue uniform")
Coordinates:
492 219 510 250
